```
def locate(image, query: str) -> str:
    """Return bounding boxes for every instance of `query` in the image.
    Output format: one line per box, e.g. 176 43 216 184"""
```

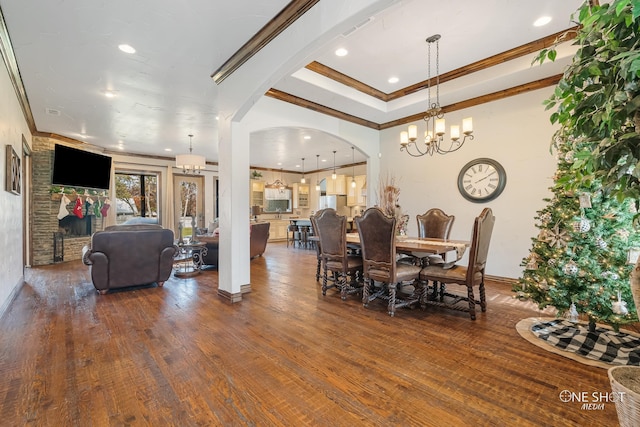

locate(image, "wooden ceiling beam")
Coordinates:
268 74 562 132
265 88 381 130
212 0 319 84
379 75 563 130
305 61 388 101
306 28 576 102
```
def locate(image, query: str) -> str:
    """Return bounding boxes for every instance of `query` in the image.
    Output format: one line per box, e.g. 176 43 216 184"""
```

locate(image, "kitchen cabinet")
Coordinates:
267 219 289 241
326 174 346 195
251 180 264 208
293 183 310 209
347 175 367 206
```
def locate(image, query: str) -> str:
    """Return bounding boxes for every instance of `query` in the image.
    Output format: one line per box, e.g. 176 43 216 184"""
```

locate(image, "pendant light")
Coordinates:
332 150 337 180
175 134 206 174
300 157 306 184
351 147 356 188
315 154 321 191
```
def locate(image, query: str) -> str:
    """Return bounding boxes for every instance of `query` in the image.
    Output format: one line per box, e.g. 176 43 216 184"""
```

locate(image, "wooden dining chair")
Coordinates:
310 213 322 281
356 207 422 316
417 208 455 239
414 208 456 267
314 208 363 299
419 208 495 320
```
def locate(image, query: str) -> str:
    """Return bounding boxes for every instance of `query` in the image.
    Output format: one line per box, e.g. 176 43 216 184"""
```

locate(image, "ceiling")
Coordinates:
0 0 584 171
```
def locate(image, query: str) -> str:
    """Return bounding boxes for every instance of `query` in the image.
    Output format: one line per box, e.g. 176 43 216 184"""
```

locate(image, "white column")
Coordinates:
217 117 250 301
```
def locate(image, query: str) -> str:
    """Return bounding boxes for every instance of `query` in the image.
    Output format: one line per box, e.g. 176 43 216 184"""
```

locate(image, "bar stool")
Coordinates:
287 223 299 247
299 225 310 248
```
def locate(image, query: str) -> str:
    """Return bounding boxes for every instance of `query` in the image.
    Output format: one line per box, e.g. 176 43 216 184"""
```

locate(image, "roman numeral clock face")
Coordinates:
457 158 506 202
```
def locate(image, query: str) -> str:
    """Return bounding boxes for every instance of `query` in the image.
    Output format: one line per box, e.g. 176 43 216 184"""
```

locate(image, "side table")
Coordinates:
174 241 208 278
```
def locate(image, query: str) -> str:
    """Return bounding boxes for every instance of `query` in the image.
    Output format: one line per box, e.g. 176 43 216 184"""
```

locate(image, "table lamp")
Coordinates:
251 205 262 222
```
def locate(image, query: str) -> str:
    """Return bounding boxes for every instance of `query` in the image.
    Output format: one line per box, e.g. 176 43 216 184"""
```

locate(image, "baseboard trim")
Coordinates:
0 275 24 321
217 288 243 303
241 284 252 294
486 275 517 287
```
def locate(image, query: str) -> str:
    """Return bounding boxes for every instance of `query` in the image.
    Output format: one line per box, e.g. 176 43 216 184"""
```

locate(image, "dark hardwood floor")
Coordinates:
0 242 625 426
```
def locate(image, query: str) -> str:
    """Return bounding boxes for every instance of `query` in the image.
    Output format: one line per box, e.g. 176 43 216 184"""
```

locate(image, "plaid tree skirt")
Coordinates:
531 319 640 366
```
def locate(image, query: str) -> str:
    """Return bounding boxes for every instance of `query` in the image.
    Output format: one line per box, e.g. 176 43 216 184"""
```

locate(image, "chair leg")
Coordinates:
322 264 329 295
388 283 396 317
315 258 321 281
479 281 487 312
467 285 476 320
362 278 371 306
339 273 348 300
420 280 428 309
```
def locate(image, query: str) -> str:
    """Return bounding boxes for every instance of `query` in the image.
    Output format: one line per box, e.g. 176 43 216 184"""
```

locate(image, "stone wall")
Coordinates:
32 136 104 266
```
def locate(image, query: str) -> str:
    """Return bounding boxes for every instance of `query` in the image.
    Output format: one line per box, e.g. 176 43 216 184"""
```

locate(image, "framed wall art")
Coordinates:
5 145 21 195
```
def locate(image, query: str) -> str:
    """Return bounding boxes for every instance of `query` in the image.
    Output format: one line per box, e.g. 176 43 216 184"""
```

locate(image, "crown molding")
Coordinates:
212 0 319 84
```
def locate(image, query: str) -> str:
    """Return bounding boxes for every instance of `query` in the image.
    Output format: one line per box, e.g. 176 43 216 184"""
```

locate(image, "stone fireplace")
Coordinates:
32 136 107 265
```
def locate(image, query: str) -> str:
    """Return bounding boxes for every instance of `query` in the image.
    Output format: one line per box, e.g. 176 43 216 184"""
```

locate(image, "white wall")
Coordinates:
0 57 32 314
380 88 558 279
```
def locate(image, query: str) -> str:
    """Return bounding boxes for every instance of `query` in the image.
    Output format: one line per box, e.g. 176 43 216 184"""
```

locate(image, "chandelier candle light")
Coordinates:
351 147 356 188
176 134 206 173
300 158 306 184
315 154 321 191
332 150 337 180
400 34 473 157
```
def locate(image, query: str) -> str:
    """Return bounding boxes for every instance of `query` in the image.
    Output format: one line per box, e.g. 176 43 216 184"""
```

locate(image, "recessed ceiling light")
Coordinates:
321 159 327 162
534 16 552 27
303 135 311 140
335 48 348 57
164 148 172 152
277 162 282 166
118 44 136 54
295 164 301 168
104 90 116 98
388 76 399 84
118 145 125 150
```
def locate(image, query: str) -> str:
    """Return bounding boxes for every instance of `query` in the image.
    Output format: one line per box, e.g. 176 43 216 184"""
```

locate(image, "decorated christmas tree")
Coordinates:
514 0 640 333
515 133 640 330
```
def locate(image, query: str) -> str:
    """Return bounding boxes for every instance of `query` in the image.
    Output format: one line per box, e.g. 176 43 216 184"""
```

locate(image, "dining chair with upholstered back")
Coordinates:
314 208 363 299
419 207 495 320
412 208 456 267
417 208 455 239
356 207 422 316
310 213 322 281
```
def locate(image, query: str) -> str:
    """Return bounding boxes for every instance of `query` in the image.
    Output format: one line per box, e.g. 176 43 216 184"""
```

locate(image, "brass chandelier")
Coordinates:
400 34 474 157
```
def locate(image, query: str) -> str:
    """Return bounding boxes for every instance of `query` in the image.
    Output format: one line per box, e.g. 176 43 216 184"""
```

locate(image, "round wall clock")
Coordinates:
457 158 506 203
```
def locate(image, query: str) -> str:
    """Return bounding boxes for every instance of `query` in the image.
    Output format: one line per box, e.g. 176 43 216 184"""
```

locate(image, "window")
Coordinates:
115 173 159 224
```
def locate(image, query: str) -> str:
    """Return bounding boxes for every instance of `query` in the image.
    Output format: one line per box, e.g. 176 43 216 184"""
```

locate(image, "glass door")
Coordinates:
173 175 205 241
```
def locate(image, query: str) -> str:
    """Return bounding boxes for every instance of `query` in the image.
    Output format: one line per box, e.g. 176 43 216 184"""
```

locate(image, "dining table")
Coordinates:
310 233 470 259
344 233 470 260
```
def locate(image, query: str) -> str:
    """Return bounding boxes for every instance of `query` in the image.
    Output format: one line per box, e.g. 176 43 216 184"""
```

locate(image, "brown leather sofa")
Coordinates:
82 224 179 294
197 221 270 268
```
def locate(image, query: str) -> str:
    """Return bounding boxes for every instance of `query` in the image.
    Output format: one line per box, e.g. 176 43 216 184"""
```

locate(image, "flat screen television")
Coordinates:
52 144 112 190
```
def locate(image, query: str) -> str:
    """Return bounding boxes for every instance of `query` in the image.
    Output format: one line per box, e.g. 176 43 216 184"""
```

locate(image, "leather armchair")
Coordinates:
197 222 270 268
82 224 178 294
